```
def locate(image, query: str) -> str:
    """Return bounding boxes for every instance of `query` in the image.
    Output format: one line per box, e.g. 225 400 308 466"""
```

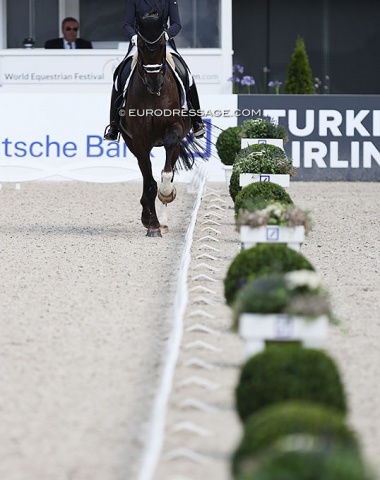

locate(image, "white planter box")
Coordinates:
240 173 290 188
240 225 305 251
239 313 329 358
241 138 284 150
222 165 233 188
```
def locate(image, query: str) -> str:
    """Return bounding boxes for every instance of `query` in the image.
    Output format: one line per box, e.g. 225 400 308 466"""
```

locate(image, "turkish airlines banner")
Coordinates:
238 95 380 181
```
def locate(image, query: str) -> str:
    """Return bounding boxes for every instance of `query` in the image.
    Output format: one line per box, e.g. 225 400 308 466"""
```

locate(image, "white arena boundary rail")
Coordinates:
137 166 208 480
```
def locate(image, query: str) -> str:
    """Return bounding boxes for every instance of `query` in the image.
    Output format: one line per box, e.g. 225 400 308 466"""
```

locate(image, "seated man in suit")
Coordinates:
45 17 92 49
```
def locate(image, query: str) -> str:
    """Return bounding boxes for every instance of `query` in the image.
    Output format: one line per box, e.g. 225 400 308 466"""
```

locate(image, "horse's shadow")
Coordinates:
0 224 134 238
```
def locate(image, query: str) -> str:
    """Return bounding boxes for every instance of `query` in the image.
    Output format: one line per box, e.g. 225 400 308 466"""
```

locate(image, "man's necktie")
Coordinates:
68 42 72 49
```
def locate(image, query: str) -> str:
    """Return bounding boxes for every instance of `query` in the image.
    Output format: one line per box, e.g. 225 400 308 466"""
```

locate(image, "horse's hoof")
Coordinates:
146 228 162 238
160 225 169 234
158 186 177 205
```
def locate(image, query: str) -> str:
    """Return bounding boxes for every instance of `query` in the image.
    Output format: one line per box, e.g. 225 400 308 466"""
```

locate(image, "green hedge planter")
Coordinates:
229 143 295 202
235 345 347 423
232 401 359 477
234 182 294 217
215 125 243 166
235 450 373 480
224 244 314 306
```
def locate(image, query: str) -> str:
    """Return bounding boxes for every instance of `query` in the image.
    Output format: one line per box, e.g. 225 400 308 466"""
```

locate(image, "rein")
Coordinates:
138 31 165 50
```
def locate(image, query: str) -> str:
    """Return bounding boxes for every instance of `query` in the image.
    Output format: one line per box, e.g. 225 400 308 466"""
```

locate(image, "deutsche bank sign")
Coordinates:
238 95 380 181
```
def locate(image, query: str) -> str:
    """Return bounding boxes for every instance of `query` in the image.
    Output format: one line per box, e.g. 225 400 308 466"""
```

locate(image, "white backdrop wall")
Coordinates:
0 48 235 184
0 92 237 183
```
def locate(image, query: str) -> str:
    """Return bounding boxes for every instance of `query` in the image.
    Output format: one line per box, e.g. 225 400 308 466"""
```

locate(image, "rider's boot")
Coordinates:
188 83 206 139
104 123 119 142
104 58 132 141
104 88 122 141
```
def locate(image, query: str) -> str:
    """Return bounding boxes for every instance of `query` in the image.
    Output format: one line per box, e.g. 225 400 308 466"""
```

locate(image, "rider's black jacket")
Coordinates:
123 0 181 46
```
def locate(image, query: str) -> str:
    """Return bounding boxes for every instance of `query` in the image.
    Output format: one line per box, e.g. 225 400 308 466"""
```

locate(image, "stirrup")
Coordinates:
103 124 120 142
193 122 206 139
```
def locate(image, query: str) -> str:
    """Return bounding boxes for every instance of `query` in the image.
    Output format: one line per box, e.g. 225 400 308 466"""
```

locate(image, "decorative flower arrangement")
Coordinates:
216 118 290 169
232 270 333 327
234 144 295 176
239 117 288 142
236 201 313 234
229 144 296 201
224 244 315 306
228 64 255 94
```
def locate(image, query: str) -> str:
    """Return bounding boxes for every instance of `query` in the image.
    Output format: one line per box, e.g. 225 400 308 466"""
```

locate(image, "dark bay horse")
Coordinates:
118 12 195 237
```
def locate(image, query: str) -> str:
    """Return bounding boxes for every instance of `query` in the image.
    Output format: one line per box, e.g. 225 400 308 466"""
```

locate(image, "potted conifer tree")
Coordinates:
284 37 316 94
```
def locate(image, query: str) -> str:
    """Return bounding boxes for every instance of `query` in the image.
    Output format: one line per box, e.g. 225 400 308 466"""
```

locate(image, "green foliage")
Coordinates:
232 271 332 328
224 244 314 306
235 275 290 317
235 345 347 423
284 37 316 94
229 144 296 202
239 118 288 142
234 182 293 217
236 202 313 234
236 450 374 480
216 119 290 168
232 401 359 477
216 125 243 165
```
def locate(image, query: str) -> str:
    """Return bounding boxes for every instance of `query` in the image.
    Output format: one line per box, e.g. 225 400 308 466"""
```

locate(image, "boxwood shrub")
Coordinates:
224 244 314 306
232 401 359 477
229 143 295 201
234 182 294 217
235 345 347 423
216 125 243 165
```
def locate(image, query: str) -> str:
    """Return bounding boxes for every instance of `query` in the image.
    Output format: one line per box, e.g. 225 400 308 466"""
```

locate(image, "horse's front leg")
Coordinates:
141 177 161 236
137 153 161 237
158 128 182 205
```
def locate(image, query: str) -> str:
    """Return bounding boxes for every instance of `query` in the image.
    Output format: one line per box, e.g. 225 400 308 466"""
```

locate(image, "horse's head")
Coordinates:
136 11 166 96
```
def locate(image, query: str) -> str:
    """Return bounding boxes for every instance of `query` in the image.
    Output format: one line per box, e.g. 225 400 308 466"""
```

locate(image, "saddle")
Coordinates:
115 51 190 110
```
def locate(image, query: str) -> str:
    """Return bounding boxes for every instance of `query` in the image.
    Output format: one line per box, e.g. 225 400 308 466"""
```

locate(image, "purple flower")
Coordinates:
241 75 255 86
229 65 255 93
268 79 283 94
233 64 244 74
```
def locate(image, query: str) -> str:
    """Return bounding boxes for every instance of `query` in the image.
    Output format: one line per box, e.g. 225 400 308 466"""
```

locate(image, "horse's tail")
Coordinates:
177 132 207 171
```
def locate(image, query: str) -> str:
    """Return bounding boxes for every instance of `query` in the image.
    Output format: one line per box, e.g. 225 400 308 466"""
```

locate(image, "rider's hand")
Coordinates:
131 34 137 46
164 32 169 42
